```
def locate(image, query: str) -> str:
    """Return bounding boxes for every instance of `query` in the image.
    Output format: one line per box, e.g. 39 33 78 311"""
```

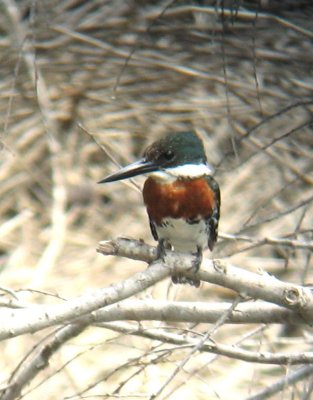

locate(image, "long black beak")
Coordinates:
98 159 158 184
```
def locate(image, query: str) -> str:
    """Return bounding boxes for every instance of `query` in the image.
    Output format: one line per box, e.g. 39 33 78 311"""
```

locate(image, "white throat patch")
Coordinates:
148 163 214 183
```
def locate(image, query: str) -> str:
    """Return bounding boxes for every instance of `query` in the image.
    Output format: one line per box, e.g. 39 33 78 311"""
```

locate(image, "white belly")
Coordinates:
155 217 208 252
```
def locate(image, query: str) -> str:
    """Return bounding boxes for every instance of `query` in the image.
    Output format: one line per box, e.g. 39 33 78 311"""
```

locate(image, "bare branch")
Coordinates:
150 296 243 399
1 237 313 342
98 238 313 320
220 232 313 251
0 261 169 341
245 365 313 400
1 323 87 400
93 299 306 325
99 321 313 365
145 5 313 40
2 302 311 400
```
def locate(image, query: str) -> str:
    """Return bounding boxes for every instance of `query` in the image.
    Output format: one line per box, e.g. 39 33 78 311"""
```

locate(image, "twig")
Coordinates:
0 323 87 400
52 24 231 85
245 365 313 400
219 232 313 251
144 5 313 40
100 321 313 365
150 296 242 399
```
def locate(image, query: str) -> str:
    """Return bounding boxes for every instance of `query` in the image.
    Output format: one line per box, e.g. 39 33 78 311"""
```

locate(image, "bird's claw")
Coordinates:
188 246 203 273
172 246 202 287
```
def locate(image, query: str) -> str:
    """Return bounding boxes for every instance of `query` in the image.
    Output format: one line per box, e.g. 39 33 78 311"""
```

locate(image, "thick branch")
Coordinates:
1 296 311 399
1 238 313 341
98 238 313 321
93 299 305 324
0 262 169 341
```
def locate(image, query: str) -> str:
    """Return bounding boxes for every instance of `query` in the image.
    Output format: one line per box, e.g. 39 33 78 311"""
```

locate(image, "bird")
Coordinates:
98 131 220 287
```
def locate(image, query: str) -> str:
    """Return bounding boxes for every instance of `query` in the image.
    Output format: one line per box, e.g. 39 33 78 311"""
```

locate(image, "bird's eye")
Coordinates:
164 150 175 160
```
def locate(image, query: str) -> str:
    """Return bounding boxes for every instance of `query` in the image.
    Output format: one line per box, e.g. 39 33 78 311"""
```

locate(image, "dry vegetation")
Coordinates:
0 0 312 399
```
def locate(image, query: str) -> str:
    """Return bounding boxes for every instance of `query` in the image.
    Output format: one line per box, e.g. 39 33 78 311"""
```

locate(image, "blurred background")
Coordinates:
0 1 312 399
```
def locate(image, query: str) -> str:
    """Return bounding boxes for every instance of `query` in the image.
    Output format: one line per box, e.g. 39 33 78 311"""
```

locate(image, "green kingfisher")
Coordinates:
99 131 220 287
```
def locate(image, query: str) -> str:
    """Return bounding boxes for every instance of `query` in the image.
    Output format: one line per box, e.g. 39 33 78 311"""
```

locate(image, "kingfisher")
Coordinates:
98 131 220 287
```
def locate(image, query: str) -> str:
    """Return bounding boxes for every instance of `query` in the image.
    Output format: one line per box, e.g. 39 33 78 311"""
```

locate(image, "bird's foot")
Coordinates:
171 246 202 288
189 246 203 274
156 239 171 261
171 275 200 288
156 242 202 287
